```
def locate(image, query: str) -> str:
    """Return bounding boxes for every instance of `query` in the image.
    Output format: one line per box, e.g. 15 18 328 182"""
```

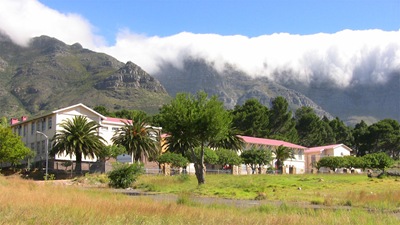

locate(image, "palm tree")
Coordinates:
51 115 106 174
111 116 159 163
273 145 294 174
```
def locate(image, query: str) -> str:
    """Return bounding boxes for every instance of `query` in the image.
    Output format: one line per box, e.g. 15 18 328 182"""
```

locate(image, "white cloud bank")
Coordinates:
1 0 399 88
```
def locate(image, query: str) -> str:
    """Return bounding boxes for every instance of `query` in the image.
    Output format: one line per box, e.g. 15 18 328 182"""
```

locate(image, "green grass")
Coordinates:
136 173 400 210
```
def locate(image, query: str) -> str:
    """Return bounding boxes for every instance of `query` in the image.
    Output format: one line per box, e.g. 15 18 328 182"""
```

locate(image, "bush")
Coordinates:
108 163 144 189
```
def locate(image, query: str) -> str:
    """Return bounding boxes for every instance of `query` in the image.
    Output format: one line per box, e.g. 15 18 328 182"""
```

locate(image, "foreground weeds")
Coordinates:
0 175 399 225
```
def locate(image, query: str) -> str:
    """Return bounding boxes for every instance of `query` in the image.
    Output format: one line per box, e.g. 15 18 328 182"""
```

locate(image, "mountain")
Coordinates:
0 34 170 118
154 58 399 125
153 58 333 118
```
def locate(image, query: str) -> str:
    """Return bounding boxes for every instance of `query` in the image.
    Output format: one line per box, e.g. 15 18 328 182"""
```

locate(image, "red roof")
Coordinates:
305 144 344 154
103 117 132 124
238 135 306 149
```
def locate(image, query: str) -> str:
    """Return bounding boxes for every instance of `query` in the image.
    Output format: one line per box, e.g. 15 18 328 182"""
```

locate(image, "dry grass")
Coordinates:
0 175 399 224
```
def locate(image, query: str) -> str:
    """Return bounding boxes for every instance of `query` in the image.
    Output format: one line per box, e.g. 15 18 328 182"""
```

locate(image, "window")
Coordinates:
31 123 35 135
101 126 108 131
41 118 46 131
36 121 40 132
41 140 45 154
298 150 303 160
112 127 119 131
48 117 52 129
23 125 27 137
36 141 40 152
17 126 21 136
31 143 35 151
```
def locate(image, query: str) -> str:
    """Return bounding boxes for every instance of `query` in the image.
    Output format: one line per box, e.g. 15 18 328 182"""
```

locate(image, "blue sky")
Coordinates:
0 0 399 88
39 0 399 44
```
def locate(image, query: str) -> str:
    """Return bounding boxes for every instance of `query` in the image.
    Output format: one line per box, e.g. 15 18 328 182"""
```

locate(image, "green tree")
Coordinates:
240 148 273 174
295 107 334 147
215 148 242 168
97 145 127 161
189 147 219 165
362 152 394 173
0 117 9 128
364 119 400 158
157 152 189 169
273 145 294 174
0 126 32 165
51 116 106 174
231 98 270 137
158 91 232 184
268 96 298 142
352 120 369 156
111 115 159 163
208 129 244 151
317 156 343 172
329 117 353 146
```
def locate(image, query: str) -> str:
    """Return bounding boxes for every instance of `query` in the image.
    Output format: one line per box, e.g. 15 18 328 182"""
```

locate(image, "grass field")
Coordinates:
0 173 399 224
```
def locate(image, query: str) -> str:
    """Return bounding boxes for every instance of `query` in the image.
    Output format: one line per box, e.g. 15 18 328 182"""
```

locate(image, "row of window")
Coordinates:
101 126 119 131
30 141 48 155
15 117 53 136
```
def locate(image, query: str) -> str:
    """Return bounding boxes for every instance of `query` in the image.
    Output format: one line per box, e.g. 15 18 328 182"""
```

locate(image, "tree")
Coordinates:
51 115 106 174
111 115 159 163
273 145 294 174
158 91 232 184
364 119 400 158
295 107 334 147
157 152 189 169
231 98 270 137
329 117 353 146
215 148 242 168
0 126 32 165
0 117 9 128
208 129 244 151
362 152 394 173
240 148 273 174
97 145 127 162
268 96 298 143
316 156 343 172
352 120 369 156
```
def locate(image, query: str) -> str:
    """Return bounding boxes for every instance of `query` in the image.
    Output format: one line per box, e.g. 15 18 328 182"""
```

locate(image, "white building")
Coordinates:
304 144 353 173
238 135 307 174
9 103 148 167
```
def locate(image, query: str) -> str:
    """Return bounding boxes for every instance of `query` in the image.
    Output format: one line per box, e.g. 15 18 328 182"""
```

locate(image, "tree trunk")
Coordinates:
194 142 206 185
75 152 82 175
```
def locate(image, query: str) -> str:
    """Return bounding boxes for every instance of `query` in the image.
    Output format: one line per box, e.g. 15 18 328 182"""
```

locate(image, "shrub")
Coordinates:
108 163 144 189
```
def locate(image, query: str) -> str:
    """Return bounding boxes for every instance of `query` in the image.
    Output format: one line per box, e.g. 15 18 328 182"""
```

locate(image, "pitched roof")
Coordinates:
103 117 132 124
238 135 306 149
305 144 352 154
53 103 106 119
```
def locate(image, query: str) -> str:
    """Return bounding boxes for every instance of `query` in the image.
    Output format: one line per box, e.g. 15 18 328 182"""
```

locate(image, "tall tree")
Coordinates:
273 145 294 174
329 117 353 146
295 107 334 147
231 98 270 138
111 115 159 163
364 119 400 158
0 126 32 165
0 117 9 128
268 96 298 142
352 120 369 156
51 115 106 174
158 91 232 184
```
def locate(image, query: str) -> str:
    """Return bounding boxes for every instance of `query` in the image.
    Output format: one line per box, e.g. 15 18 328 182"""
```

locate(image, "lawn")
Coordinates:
0 173 399 224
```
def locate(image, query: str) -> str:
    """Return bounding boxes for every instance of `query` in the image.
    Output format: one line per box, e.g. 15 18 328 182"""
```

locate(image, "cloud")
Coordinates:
0 0 104 48
0 0 399 88
101 29 400 88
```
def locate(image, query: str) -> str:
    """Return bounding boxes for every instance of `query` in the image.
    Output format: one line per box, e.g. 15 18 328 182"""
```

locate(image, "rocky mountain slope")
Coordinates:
153 59 333 118
154 58 399 124
0 34 170 118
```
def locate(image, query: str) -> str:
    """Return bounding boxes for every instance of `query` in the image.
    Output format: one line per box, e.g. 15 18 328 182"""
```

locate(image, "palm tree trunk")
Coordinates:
75 152 82 175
